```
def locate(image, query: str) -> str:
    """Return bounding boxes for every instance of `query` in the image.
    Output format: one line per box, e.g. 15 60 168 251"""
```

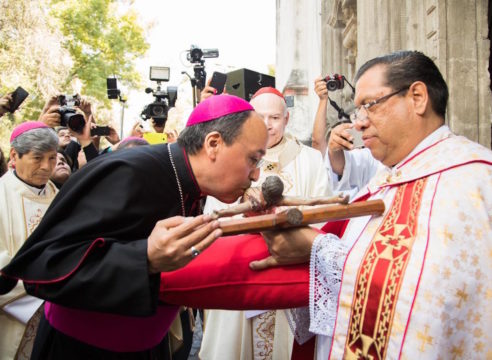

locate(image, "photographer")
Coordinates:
56 127 72 149
140 68 178 140
39 95 111 170
150 118 165 133
312 76 381 199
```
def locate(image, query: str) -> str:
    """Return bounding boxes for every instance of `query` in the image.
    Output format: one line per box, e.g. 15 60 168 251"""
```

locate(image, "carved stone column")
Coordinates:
276 0 322 143
403 0 491 147
277 0 491 148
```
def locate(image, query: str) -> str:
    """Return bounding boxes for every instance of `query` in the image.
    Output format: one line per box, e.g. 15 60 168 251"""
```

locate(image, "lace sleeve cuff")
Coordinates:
309 233 348 336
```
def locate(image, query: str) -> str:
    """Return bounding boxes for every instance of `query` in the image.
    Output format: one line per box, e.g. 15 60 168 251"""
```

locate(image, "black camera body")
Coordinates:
186 45 219 64
185 45 219 90
58 94 85 133
325 74 345 91
141 86 178 127
8 86 29 113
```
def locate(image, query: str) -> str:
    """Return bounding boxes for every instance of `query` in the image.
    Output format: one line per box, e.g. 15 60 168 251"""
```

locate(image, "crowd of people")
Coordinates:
0 50 490 360
0 94 153 359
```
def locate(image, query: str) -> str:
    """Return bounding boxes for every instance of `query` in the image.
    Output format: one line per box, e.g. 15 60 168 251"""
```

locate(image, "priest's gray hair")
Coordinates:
11 127 59 157
177 110 252 155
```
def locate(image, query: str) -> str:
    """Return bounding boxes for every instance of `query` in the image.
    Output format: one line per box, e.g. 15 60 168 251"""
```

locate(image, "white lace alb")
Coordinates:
309 233 348 336
285 233 349 344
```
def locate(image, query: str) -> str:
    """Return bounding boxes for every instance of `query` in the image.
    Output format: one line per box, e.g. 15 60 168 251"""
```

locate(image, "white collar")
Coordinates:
13 170 48 197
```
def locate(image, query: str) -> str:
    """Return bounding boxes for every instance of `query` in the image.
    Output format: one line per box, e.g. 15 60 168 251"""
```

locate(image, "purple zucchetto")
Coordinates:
10 121 49 143
119 136 149 146
186 94 254 127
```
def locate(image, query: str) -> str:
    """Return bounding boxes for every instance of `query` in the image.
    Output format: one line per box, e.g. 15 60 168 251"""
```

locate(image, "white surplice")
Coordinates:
0 170 58 360
202 135 332 360
300 127 492 359
324 147 383 200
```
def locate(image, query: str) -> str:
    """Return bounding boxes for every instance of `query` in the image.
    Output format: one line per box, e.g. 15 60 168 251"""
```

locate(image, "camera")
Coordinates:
186 45 219 64
325 74 345 91
185 45 219 90
58 94 85 133
141 67 177 127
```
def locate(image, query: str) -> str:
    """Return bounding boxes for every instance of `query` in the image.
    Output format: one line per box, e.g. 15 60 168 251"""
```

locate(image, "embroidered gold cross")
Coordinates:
416 325 433 352
455 284 468 309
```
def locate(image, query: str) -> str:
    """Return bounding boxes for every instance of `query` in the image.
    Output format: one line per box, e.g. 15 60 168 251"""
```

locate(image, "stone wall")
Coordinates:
276 0 492 148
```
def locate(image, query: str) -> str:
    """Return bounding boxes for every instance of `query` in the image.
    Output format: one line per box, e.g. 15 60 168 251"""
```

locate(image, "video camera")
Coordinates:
140 66 178 127
58 94 85 133
186 45 219 64
185 45 219 90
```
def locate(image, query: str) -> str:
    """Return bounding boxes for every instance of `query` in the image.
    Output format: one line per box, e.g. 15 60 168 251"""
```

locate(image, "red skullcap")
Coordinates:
10 121 49 143
251 87 285 101
186 94 254 127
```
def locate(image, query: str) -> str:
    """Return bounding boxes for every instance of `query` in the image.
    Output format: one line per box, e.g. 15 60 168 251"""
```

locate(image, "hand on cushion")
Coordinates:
249 226 318 270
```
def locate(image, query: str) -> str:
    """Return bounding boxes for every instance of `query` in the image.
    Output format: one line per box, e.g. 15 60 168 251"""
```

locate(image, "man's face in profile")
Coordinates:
208 112 268 203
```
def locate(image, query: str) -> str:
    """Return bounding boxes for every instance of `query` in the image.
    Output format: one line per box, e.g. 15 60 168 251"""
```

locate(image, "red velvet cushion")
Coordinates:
159 233 309 310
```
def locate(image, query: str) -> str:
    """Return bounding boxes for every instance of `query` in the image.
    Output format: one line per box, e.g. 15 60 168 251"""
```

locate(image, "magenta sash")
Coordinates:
45 302 179 352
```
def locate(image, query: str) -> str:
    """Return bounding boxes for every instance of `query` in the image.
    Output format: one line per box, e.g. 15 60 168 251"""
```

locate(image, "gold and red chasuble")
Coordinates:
344 179 427 360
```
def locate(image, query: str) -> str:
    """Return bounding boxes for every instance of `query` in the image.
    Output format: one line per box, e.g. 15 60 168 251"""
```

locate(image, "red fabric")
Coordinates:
251 86 285 101
320 219 349 236
159 233 309 310
291 336 316 360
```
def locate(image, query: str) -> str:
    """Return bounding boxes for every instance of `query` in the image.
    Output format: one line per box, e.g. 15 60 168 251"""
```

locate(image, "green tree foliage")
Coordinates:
50 0 149 102
0 0 148 153
0 0 71 151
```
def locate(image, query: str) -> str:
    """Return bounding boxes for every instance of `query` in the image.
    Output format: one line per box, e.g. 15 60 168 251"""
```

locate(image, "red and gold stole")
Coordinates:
344 178 427 360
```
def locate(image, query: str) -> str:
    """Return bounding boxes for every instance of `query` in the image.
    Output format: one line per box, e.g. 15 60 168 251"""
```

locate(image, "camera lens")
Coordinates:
151 104 165 117
59 107 85 133
326 80 340 91
190 48 203 63
67 113 86 133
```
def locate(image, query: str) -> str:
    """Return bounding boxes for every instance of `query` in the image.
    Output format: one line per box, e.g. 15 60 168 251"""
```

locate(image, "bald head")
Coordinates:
250 93 289 149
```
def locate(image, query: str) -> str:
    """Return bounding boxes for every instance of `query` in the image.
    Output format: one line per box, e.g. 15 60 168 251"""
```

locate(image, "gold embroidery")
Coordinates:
252 310 275 360
344 179 427 360
416 325 433 352
450 340 465 358
439 227 454 245
474 341 485 353
454 285 468 309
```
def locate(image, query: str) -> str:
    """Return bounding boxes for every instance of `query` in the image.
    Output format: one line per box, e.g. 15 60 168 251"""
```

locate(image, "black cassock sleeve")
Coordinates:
1 145 181 316
24 239 161 316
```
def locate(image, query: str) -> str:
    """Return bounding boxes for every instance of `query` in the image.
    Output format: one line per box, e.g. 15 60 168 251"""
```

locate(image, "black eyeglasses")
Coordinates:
349 86 409 123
